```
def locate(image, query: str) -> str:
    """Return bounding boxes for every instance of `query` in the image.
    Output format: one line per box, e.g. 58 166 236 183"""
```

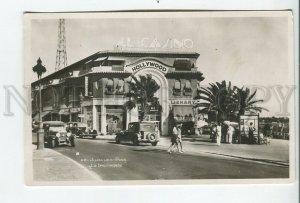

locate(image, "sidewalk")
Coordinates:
32 145 101 182
96 134 289 166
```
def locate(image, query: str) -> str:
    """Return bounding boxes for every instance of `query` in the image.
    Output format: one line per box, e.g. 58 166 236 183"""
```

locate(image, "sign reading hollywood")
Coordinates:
126 60 169 74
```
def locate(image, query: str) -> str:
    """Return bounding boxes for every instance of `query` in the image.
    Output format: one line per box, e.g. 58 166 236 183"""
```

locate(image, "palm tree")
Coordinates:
234 87 269 115
124 74 161 120
194 80 237 122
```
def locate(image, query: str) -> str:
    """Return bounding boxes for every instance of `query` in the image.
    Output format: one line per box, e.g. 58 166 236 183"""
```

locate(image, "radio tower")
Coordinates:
55 19 67 71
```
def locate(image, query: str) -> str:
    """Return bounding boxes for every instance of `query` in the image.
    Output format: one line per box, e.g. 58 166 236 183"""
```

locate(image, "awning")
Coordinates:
106 79 113 86
185 80 191 89
59 109 70 115
173 106 193 122
117 79 124 87
70 108 81 113
174 80 181 89
32 111 50 121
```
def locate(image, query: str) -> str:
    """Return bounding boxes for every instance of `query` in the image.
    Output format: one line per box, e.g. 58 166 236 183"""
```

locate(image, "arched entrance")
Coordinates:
133 68 169 135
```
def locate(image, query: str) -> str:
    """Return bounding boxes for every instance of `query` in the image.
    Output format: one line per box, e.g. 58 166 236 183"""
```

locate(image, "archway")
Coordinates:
133 68 169 135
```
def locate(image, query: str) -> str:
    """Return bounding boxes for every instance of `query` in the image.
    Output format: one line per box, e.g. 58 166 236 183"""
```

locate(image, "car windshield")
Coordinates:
140 124 155 131
49 126 65 132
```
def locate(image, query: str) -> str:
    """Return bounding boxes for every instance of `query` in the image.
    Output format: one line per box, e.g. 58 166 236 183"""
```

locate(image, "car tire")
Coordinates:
133 137 139 146
151 141 158 146
116 136 120 144
92 135 96 139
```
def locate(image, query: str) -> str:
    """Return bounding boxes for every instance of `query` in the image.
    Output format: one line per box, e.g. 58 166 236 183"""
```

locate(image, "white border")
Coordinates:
0 1 298 203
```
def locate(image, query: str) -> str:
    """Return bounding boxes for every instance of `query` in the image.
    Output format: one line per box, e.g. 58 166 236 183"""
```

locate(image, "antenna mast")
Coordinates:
55 19 67 71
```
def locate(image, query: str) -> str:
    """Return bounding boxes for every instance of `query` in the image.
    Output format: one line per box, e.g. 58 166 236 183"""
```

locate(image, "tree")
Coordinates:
234 87 269 115
124 74 162 120
194 80 237 122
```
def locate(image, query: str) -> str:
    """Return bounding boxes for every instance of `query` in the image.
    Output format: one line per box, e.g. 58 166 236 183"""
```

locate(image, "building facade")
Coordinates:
31 50 204 135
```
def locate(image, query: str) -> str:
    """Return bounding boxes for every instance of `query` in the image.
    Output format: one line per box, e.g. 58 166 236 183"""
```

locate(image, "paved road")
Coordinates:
53 139 289 180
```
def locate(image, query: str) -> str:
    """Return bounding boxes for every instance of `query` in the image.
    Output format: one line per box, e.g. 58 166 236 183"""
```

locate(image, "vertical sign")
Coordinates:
85 76 88 96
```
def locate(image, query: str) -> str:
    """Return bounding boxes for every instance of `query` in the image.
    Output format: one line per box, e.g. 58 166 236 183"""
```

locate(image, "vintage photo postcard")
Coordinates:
24 11 296 185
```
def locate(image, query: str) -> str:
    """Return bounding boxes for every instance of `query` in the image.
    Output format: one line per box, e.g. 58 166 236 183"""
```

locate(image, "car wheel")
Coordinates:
116 136 120 144
133 137 139 146
151 141 158 146
92 135 96 139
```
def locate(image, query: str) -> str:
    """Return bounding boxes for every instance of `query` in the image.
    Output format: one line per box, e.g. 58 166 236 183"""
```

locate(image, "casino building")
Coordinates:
31 50 204 135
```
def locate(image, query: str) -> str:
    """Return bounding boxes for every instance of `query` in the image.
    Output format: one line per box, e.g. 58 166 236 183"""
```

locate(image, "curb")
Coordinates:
33 145 102 181
94 137 288 167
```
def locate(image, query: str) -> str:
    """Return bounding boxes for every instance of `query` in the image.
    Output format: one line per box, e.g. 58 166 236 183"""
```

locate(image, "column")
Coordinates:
92 105 97 131
100 105 107 135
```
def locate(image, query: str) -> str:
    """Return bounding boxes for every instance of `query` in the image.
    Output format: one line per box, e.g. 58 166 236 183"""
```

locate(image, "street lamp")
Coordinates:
32 58 46 150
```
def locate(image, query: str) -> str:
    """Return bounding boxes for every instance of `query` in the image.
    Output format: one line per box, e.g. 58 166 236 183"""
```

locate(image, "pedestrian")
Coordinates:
216 122 222 146
167 124 180 153
177 124 184 153
211 124 217 143
248 122 256 144
227 124 234 144
221 123 228 143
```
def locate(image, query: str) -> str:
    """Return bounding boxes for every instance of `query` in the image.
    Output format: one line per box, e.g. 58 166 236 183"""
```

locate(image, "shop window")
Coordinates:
115 79 125 95
173 79 181 96
184 80 192 96
105 79 114 95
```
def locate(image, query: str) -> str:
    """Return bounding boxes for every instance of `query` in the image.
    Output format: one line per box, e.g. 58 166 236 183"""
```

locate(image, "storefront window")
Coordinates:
106 106 125 134
86 106 93 129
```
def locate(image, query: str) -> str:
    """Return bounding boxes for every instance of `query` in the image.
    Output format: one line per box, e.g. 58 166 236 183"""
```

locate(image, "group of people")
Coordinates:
166 121 258 153
211 122 236 145
211 121 257 145
167 123 184 153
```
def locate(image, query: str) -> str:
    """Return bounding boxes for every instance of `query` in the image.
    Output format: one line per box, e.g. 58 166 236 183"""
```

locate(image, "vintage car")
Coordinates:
43 121 75 148
67 122 98 139
115 122 160 146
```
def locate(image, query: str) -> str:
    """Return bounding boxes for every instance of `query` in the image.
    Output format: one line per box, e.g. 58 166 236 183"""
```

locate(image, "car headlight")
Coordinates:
56 133 60 137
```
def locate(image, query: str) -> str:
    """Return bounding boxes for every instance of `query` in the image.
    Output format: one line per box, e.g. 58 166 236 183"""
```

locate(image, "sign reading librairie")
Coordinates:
170 99 200 105
126 60 169 74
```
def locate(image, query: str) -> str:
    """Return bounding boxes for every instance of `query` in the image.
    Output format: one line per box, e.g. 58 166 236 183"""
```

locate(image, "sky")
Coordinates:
29 13 294 117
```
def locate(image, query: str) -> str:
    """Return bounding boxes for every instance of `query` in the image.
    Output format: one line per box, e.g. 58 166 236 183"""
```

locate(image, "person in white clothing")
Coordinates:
227 125 235 144
216 123 222 146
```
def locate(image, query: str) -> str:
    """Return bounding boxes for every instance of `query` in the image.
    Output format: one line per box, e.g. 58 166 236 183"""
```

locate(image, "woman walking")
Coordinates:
177 124 184 153
167 125 180 153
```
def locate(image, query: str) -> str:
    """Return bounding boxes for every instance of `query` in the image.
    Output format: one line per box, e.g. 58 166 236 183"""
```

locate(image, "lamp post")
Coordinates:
33 58 46 150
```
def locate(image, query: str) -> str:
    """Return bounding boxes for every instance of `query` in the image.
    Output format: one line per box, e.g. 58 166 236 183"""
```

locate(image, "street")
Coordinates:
53 138 289 180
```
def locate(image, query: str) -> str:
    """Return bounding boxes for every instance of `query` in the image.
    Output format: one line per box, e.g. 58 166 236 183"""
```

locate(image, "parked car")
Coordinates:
67 122 98 139
115 121 160 146
43 121 75 148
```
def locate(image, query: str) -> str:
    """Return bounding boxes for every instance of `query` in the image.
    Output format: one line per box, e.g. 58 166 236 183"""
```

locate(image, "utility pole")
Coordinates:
32 58 46 150
55 19 67 71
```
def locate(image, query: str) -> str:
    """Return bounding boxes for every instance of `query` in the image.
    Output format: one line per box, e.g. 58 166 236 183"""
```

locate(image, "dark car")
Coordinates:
115 122 160 146
67 122 98 139
43 121 75 148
